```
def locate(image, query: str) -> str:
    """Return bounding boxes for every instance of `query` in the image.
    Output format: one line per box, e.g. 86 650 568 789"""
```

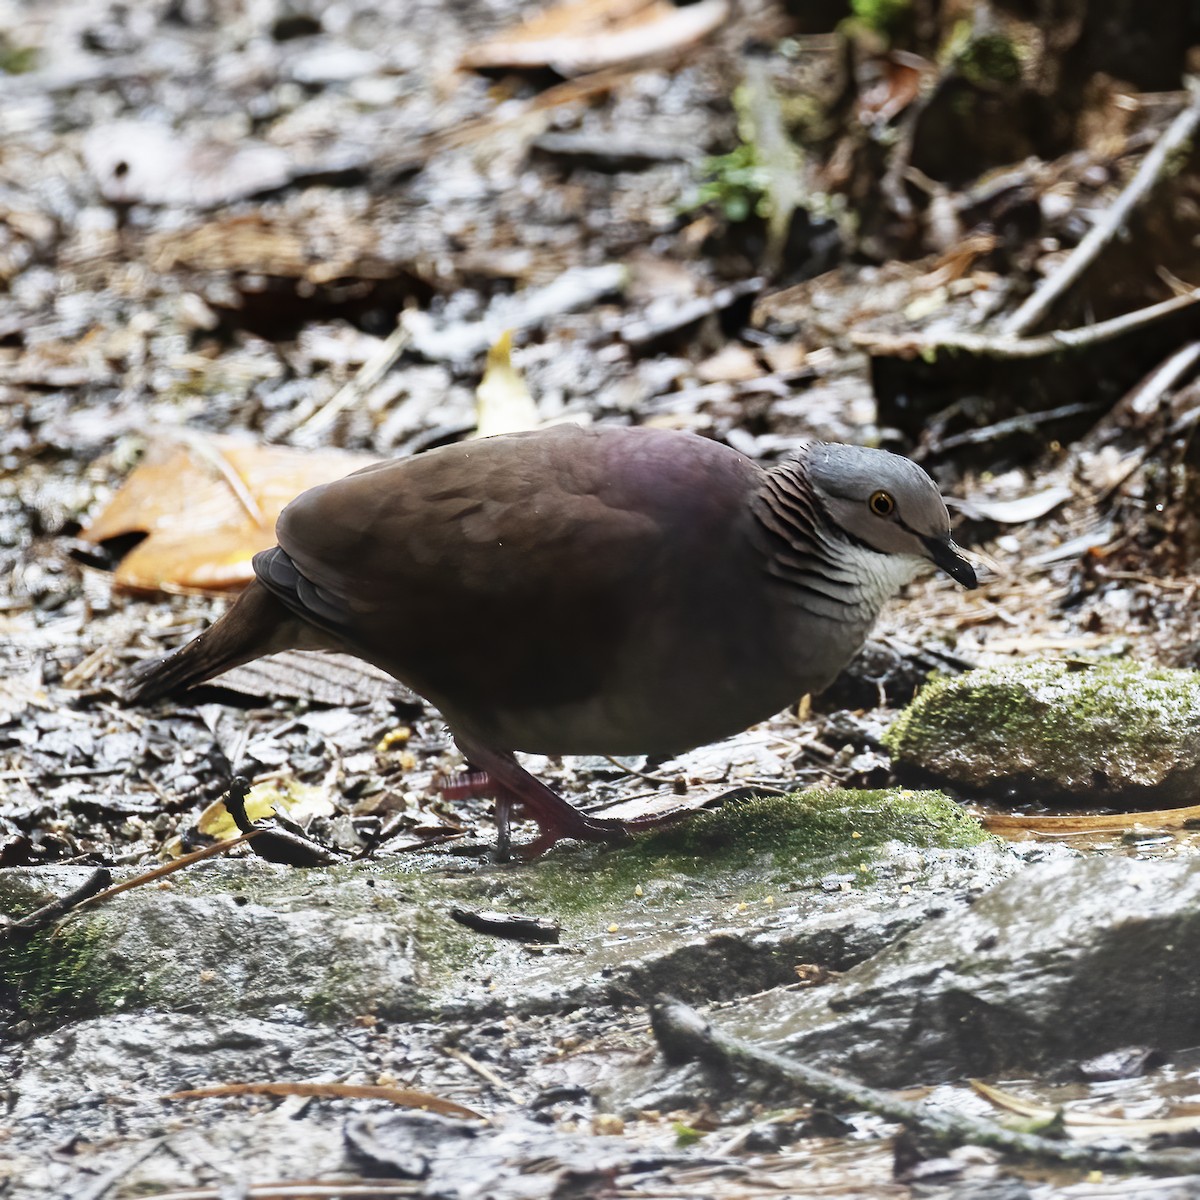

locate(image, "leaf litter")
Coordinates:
5 0 1200 1194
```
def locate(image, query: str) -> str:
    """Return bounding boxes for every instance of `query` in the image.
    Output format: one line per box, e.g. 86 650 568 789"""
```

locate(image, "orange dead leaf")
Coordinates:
83 433 378 594
460 0 729 76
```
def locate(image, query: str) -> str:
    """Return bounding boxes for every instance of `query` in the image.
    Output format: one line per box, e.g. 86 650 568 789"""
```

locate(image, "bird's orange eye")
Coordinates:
869 490 895 516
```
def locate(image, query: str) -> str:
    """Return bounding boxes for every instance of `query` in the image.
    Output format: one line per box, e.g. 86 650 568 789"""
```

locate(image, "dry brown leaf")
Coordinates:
148 213 393 283
82 433 378 593
857 53 929 126
460 0 729 76
167 1081 481 1119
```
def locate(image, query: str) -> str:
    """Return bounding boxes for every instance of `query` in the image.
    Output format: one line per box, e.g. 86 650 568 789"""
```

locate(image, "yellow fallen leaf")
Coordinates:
475 330 539 438
196 778 335 842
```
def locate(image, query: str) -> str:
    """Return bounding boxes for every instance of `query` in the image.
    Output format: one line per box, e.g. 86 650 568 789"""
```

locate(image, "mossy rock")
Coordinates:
528 787 992 914
1 790 996 1031
885 659 1200 801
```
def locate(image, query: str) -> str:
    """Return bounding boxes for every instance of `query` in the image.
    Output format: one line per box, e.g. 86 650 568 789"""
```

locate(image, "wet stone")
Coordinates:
702 856 1200 1088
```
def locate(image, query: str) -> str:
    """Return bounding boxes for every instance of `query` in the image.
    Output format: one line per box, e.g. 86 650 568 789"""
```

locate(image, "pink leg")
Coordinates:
453 733 687 860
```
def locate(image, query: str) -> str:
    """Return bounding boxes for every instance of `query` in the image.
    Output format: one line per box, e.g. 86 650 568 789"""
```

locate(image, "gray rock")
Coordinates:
0 791 1034 1199
709 856 1200 1086
1 791 1015 1029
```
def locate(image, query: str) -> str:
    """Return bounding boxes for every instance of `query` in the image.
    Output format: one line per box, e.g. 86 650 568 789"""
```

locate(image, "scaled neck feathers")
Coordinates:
750 456 921 623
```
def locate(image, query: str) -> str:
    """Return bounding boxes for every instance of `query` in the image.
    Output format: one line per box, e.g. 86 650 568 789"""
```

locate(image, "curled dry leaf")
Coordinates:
460 0 730 76
971 1078 1200 1137
82 433 378 593
957 485 1075 524
980 800 1200 835
856 52 928 127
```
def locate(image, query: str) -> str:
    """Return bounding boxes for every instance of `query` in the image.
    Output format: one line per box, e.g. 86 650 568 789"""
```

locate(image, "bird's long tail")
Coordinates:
125 581 297 704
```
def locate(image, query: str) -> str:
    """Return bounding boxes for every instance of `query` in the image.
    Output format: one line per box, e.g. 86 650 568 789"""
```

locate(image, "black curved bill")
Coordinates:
923 535 978 589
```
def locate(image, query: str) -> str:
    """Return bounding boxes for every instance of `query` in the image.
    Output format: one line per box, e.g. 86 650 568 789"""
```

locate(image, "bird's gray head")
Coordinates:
805 443 977 589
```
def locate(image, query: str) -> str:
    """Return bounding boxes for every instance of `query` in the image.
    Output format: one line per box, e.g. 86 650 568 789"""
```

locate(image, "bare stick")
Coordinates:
1003 80 1200 337
291 321 412 441
77 830 262 909
862 287 1200 362
649 996 1200 1176
0 868 111 942
178 430 266 529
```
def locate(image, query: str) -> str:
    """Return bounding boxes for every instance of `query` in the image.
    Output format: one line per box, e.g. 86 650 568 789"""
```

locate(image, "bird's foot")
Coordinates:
450 734 695 861
495 789 699 860
494 790 636 861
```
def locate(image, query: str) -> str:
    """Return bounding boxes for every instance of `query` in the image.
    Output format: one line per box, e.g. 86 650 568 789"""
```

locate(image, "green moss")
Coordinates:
522 789 988 917
691 140 770 224
885 659 1200 792
411 905 492 978
302 958 378 1023
639 789 984 859
850 0 910 35
956 34 1022 87
1 914 139 1028
0 36 38 75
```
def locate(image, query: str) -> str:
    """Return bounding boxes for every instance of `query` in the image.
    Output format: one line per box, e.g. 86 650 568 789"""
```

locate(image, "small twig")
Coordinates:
77 830 262 910
933 401 1103 452
117 1183 422 1200
61 646 115 689
1112 338 1200 424
291 321 412 441
1003 78 1200 336
863 288 1200 363
72 1137 171 1200
443 1046 523 1104
0 868 111 942
603 755 681 787
649 997 1200 1176
1080 345 1200 503
168 1080 481 1118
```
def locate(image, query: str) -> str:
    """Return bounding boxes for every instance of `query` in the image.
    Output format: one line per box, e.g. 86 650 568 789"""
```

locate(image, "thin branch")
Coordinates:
933 401 1102 452
862 288 1200 362
116 1184 421 1200
649 997 1200 1176
290 321 412 441
444 1045 524 1103
0 868 111 942
167 1080 481 1118
73 1136 171 1200
1003 78 1200 337
77 830 262 910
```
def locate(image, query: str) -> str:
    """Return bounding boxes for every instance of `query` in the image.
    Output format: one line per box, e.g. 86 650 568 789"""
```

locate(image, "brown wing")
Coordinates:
260 426 760 717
